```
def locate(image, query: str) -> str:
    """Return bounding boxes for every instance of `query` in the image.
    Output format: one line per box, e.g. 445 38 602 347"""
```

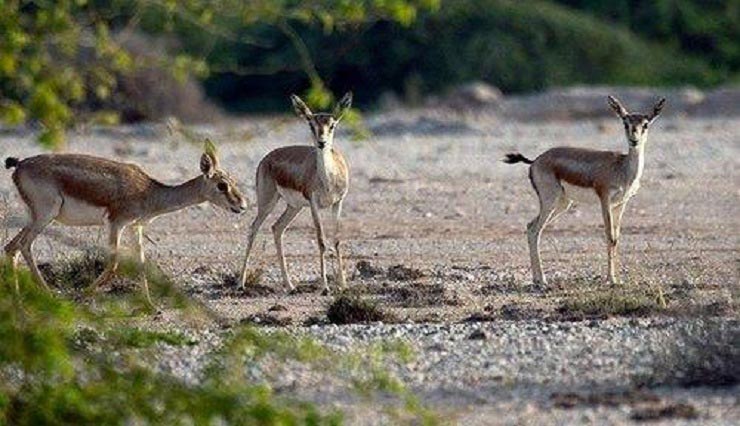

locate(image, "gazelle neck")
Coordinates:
626 143 646 183
149 177 208 216
316 147 337 188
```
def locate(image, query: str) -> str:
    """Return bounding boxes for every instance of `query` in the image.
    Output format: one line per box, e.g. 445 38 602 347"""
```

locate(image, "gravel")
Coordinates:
1 97 738 424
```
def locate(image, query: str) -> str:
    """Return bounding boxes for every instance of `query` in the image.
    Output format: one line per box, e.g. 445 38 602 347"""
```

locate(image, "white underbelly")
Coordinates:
562 182 598 204
277 186 310 208
56 197 107 226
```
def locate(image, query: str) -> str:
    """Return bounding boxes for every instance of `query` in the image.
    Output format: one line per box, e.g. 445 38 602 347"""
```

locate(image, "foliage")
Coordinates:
0 260 439 425
557 286 665 319
0 261 342 425
0 0 439 148
556 0 740 74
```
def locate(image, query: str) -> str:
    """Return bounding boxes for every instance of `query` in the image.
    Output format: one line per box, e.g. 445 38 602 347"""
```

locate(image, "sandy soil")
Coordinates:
0 108 738 424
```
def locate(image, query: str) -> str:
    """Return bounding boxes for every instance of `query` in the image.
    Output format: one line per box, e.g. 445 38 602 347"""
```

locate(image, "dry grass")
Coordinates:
557 286 665 320
326 294 396 324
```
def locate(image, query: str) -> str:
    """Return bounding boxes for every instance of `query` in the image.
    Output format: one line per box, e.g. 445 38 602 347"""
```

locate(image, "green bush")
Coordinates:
204 0 722 111
0 262 341 425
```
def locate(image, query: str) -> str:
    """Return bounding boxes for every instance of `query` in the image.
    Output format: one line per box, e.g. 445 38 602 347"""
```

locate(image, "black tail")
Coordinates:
503 153 534 165
5 157 19 169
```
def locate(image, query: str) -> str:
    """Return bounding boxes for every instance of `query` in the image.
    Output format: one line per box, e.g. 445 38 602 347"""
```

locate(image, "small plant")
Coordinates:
387 264 425 281
40 249 107 289
327 294 395 324
108 328 197 348
557 288 664 320
630 402 698 421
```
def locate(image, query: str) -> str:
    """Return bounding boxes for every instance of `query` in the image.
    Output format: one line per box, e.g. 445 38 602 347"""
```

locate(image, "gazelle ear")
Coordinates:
333 92 353 120
649 98 666 122
201 138 219 176
607 95 628 118
290 94 313 120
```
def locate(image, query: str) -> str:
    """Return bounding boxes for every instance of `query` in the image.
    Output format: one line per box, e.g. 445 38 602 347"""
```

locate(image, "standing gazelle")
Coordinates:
505 96 665 285
4 140 247 303
239 93 352 292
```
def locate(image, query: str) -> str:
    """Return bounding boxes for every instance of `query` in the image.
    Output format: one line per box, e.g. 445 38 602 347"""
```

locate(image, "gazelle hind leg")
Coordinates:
14 193 62 290
239 174 279 288
527 172 565 286
272 205 302 290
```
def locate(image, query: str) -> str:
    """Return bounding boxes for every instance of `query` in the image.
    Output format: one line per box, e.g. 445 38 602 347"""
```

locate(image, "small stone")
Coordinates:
468 329 487 340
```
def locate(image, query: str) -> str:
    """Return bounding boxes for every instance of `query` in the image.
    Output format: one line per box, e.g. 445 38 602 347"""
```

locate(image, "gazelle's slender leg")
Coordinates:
309 195 328 292
134 225 153 306
17 196 62 290
239 183 278 288
611 202 627 242
600 195 619 284
332 201 346 288
527 174 563 286
89 221 124 291
610 202 627 280
272 205 302 290
547 197 572 226
5 229 27 293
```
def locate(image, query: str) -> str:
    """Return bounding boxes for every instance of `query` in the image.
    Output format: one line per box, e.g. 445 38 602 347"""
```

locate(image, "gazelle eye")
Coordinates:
217 182 228 192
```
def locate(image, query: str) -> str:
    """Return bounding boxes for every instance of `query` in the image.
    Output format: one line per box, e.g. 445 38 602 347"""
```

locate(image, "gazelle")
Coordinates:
504 95 665 285
4 140 247 303
239 93 352 293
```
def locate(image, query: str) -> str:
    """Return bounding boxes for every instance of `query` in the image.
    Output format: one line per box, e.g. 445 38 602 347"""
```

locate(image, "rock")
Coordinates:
443 81 503 109
468 329 487 340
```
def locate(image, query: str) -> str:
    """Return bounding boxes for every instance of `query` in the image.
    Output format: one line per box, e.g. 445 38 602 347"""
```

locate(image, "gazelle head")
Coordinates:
290 92 353 150
608 95 666 148
199 139 248 213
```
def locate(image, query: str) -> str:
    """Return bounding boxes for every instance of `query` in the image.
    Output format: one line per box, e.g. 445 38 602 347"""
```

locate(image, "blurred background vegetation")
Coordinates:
0 0 737 147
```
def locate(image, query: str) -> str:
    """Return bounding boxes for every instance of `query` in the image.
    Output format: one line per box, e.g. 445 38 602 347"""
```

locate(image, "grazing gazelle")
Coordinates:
239 93 352 292
504 95 665 285
4 140 247 302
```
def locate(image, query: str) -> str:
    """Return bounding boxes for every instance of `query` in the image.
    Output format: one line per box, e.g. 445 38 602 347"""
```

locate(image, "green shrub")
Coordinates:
0 261 341 425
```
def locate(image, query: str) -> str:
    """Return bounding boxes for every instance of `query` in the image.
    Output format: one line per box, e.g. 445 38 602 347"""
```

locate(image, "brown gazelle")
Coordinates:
239 93 352 293
4 140 247 303
505 95 665 285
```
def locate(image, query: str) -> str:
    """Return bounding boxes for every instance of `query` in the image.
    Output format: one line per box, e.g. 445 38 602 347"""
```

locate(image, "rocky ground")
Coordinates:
0 99 738 424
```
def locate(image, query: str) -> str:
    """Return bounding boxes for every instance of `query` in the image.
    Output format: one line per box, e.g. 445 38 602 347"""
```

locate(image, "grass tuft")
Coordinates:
327 294 395 325
39 249 107 289
557 288 664 320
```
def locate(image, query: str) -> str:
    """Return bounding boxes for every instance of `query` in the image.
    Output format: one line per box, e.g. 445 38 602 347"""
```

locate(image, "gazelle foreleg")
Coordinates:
600 196 619 284
89 221 124 291
332 201 346 288
272 205 302 291
134 225 153 306
610 202 627 281
239 179 278 288
309 195 329 292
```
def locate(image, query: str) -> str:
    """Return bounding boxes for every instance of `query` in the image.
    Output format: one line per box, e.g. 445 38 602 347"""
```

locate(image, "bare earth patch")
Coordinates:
1 111 737 424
